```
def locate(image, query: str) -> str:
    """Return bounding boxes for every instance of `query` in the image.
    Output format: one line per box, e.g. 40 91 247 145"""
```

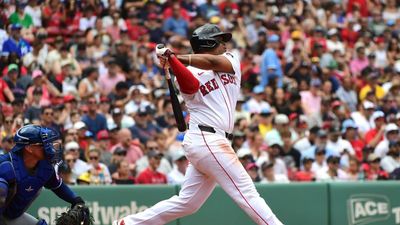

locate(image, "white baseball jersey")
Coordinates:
181 52 241 133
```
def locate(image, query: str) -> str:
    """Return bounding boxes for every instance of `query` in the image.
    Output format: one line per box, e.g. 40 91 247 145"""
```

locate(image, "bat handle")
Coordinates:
164 67 171 80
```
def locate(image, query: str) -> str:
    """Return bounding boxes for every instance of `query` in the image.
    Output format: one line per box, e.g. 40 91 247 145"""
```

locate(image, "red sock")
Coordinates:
168 56 200 94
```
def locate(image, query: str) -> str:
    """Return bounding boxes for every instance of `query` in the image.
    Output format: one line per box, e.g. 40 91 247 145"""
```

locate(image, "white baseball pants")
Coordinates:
114 129 283 225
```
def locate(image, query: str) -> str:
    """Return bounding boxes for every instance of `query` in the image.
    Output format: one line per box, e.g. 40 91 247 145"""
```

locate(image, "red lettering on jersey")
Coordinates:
220 74 229 85
211 78 219 89
200 85 209 96
228 74 237 85
205 80 214 92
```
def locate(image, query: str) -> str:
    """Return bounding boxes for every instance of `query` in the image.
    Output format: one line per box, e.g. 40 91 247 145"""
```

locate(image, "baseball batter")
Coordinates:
113 24 283 225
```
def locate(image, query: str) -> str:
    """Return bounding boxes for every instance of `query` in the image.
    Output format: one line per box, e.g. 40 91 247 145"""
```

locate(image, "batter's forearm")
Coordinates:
168 55 200 94
176 54 234 73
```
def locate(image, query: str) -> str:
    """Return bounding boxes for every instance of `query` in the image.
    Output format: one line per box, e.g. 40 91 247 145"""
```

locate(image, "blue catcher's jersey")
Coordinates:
0 152 62 219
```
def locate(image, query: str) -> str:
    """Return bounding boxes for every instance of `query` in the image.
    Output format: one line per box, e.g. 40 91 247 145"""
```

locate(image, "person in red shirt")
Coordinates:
342 119 365 161
364 111 386 148
293 158 315 182
136 150 167 184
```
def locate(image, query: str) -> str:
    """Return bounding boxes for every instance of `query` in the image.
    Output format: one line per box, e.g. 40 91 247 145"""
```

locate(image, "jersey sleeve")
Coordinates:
222 51 241 78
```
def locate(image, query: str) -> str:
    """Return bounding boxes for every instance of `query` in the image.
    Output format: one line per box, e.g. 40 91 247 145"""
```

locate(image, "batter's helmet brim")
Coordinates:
212 32 232 42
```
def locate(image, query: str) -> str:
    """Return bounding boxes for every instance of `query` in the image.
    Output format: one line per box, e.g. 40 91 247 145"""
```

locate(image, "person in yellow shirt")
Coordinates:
359 71 385 101
258 109 273 137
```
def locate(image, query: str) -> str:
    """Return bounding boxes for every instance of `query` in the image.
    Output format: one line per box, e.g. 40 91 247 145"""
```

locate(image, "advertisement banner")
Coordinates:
330 181 400 225
28 185 178 225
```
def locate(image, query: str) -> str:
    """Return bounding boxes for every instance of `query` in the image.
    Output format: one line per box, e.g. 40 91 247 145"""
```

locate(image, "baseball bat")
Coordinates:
158 44 187 132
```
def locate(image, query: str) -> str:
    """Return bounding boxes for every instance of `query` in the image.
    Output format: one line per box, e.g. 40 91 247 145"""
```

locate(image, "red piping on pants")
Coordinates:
200 131 269 225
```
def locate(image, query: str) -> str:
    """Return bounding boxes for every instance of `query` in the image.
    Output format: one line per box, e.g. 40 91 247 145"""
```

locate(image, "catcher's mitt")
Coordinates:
55 204 94 225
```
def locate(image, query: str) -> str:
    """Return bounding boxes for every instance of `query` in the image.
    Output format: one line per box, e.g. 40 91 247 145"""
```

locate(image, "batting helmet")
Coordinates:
12 125 60 162
190 24 232 53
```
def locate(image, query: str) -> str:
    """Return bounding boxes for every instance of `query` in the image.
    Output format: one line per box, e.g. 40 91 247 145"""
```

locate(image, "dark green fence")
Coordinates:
28 182 400 225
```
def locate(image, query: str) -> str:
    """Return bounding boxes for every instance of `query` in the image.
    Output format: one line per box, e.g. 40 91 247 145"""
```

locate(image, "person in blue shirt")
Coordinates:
1 24 32 59
0 125 89 225
163 4 188 38
81 97 107 138
259 34 283 89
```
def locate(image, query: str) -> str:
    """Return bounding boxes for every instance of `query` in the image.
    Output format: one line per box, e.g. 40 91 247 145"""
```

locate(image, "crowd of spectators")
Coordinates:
1 0 400 185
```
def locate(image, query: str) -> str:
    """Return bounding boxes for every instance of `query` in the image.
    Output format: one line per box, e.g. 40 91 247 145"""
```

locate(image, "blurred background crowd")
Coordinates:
1 0 400 185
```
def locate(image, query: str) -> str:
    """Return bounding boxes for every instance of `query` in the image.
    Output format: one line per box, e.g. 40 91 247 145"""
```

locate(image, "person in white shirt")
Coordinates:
294 126 320 153
351 101 375 136
311 149 328 173
316 156 349 182
244 86 271 114
260 162 289 184
64 141 91 183
381 141 400 173
375 123 399 158
167 149 189 185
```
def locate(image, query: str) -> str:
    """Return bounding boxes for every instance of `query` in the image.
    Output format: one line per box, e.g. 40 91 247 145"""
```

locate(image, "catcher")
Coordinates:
0 125 92 225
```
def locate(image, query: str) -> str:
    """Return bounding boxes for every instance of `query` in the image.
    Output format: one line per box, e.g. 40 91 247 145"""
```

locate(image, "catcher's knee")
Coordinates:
36 219 48 225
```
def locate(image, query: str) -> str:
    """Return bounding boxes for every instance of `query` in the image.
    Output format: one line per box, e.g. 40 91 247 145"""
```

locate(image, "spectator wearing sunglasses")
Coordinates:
108 147 128 174
86 147 112 185
40 105 61 134
64 141 91 183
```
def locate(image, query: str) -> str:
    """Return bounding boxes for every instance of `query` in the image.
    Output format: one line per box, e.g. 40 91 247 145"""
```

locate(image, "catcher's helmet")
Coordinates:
13 125 60 161
190 24 232 53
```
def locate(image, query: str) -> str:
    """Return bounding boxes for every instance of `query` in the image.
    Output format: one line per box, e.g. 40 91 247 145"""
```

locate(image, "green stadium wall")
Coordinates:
28 182 400 225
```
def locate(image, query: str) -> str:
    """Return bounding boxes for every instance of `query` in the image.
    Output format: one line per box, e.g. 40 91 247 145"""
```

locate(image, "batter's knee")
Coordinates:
179 197 203 215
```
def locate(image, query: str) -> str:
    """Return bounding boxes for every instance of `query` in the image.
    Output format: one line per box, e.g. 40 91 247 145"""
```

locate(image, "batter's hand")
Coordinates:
157 56 170 69
156 44 174 58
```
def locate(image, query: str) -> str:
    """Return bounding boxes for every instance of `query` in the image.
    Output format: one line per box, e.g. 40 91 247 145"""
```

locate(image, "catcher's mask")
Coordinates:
12 125 61 162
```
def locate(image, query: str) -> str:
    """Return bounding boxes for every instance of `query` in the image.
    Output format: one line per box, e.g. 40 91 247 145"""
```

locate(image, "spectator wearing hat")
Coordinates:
375 123 400 158
351 101 376 135
231 130 246 151
307 26 327 57
257 108 273 138
78 67 101 101
236 147 254 168
363 153 388 180
380 141 400 174
300 78 322 127
265 114 297 148
280 130 301 170
24 87 42 123
136 149 168 184
95 129 113 165
135 138 172 175
245 162 261 183
365 111 386 148
294 126 320 153
129 106 162 144
293 158 315 182
125 85 152 115
341 119 365 161
303 129 334 164
2 23 32 58
108 146 128 174
244 86 271 114
86 147 112 184
359 71 385 102
26 69 61 107
259 34 283 89
316 155 348 181
107 123 120 150
60 153 75 185
326 126 355 158
3 63 26 101
267 140 288 176
260 162 289 184
81 97 108 137
111 128 143 165
326 28 345 54
336 76 358 112
167 149 188 185
108 107 135 129
283 30 303 63
64 141 91 183
111 160 136 185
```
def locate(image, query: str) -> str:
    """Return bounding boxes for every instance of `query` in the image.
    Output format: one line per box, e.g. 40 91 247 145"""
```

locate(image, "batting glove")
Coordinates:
156 44 174 58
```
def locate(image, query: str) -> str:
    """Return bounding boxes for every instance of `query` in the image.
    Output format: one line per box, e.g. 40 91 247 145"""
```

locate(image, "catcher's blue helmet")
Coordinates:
12 125 60 161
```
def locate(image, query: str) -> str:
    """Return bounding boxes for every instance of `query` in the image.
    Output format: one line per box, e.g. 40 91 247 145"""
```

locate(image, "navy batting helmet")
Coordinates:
190 24 232 53
13 125 61 162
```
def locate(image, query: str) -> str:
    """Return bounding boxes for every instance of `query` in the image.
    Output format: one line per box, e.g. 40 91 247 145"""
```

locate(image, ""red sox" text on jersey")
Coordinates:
199 74 237 96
